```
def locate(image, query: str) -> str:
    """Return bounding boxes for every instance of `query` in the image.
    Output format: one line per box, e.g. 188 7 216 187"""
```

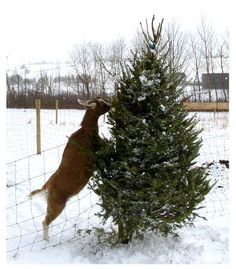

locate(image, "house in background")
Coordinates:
202 73 229 90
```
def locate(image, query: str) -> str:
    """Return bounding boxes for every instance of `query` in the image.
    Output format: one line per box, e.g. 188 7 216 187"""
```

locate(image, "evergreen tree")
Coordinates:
90 16 212 244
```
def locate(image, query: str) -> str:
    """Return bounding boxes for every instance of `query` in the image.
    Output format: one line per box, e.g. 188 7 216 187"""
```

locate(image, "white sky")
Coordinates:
2 0 232 67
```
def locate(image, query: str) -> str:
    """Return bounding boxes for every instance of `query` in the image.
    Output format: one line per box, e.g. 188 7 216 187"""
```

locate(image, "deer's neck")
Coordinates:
80 110 99 132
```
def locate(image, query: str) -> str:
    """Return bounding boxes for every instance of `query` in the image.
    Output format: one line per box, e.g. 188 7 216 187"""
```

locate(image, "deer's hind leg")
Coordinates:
42 192 67 240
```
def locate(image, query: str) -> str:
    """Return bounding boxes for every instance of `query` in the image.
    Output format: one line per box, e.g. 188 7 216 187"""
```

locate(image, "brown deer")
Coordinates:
29 97 112 240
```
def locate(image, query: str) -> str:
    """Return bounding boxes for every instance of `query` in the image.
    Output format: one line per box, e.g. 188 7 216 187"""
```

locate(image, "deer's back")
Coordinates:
47 128 98 196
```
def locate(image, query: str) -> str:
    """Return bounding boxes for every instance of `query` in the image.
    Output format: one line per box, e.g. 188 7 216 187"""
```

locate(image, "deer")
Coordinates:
29 97 112 240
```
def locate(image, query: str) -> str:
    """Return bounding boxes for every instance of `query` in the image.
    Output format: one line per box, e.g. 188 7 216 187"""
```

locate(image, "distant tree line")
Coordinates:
6 39 125 108
6 72 112 108
6 16 229 108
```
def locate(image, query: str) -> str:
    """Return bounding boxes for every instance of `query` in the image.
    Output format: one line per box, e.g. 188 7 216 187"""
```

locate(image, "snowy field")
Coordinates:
6 109 229 264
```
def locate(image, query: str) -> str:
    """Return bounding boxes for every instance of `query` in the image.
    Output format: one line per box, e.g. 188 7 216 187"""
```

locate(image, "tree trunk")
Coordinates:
118 221 132 244
117 194 131 244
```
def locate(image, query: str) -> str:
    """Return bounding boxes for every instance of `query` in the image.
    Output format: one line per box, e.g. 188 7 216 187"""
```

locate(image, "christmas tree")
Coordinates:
90 16 212 244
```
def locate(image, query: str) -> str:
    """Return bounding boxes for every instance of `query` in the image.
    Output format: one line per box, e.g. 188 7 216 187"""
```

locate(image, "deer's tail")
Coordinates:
29 189 43 197
28 184 47 198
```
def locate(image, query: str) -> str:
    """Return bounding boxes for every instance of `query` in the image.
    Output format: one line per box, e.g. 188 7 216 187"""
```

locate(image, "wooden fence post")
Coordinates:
35 99 41 154
55 99 59 124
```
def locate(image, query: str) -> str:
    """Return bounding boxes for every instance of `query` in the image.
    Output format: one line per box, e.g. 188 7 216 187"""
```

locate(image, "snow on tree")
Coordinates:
90 16 212 244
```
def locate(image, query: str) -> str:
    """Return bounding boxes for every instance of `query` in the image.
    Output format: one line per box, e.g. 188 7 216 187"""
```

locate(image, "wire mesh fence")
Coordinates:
6 109 229 257
6 145 104 257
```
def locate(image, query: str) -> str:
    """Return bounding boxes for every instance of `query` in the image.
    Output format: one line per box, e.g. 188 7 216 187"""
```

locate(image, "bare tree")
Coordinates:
164 19 189 73
131 28 145 52
70 42 96 99
47 75 54 96
90 42 110 97
90 38 127 97
108 38 127 80
20 64 29 92
197 16 216 102
92 39 126 82
10 71 23 94
36 71 53 95
217 31 229 101
189 33 202 101
56 64 61 95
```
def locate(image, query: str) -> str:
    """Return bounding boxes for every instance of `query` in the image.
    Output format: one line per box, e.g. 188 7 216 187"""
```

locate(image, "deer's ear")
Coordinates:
77 99 87 106
77 99 97 109
85 102 97 109
97 98 112 107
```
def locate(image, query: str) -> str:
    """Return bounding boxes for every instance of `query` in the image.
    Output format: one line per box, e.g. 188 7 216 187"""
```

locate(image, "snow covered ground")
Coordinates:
7 216 229 264
6 109 229 264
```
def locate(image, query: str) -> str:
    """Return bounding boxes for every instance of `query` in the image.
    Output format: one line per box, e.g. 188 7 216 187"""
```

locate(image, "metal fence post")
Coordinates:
35 99 41 154
55 99 59 124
